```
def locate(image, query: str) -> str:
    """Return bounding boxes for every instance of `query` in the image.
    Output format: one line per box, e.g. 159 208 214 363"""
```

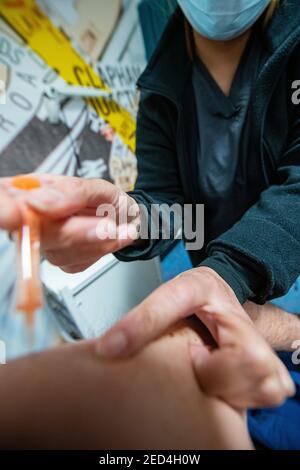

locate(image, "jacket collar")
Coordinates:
137 9 191 105
265 0 300 52
137 1 300 104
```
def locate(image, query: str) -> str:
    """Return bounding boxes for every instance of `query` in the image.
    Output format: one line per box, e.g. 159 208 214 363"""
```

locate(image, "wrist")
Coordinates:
180 266 248 324
194 266 242 306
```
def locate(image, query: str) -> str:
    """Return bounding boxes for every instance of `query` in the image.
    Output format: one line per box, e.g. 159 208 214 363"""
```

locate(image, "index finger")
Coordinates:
5 174 121 220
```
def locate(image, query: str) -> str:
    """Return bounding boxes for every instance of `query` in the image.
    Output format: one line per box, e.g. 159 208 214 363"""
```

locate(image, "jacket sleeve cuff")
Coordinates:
114 240 153 262
199 252 264 304
114 192 154 262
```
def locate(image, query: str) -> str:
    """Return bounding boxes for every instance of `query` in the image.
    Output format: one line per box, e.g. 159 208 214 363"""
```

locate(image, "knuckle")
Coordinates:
193 268 218 291
184 270 220 307
69 176 84 191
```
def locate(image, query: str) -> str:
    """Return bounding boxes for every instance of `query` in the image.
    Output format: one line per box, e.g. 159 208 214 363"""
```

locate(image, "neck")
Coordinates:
192 30 252 95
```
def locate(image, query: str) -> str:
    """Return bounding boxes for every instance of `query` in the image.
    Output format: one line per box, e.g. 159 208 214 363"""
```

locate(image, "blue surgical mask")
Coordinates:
177 0 271 41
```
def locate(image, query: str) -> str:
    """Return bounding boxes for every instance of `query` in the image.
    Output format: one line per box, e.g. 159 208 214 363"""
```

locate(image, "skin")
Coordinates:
1 174 296 410
0 318 253 450
245 301 300 352
0 11 297 447
95 266 295 409
192 28 252 96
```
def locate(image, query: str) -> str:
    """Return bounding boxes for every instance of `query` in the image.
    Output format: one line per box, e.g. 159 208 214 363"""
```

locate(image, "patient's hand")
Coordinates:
95 266 295 410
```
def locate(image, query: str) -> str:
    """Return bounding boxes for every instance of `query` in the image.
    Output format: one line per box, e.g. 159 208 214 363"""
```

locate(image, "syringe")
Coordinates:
12 175 43 324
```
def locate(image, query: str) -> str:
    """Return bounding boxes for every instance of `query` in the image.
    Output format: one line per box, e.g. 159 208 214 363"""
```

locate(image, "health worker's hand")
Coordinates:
95 266 295 409
1 174 140 273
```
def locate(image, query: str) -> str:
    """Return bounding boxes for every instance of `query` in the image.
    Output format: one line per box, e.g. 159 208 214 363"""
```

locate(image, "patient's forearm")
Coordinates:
244 301 300 351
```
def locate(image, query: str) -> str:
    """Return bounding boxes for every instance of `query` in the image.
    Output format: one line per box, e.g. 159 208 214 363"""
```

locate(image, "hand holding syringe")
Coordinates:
12 175 43 324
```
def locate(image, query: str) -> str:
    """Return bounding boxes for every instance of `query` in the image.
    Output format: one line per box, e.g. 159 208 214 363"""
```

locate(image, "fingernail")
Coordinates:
26 188 65 210
95 331 128 359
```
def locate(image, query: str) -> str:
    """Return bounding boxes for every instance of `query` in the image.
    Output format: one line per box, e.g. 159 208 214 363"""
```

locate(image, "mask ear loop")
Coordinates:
11 176 43 326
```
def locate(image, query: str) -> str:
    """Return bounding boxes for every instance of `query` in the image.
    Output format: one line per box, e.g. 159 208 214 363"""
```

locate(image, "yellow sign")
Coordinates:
0 0 136 152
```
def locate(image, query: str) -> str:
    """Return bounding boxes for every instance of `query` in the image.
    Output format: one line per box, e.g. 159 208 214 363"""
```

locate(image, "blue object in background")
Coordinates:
138 0 177 61
271 276 300 314
248 286 300 450
248 360 300 450
160 241 192 282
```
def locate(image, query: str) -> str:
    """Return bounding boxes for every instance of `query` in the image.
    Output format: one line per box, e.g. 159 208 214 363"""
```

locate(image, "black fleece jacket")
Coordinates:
116 1 300 305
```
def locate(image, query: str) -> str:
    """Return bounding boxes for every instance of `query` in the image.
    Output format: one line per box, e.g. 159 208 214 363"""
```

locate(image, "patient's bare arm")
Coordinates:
244 301 300 351
0 318 252 450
